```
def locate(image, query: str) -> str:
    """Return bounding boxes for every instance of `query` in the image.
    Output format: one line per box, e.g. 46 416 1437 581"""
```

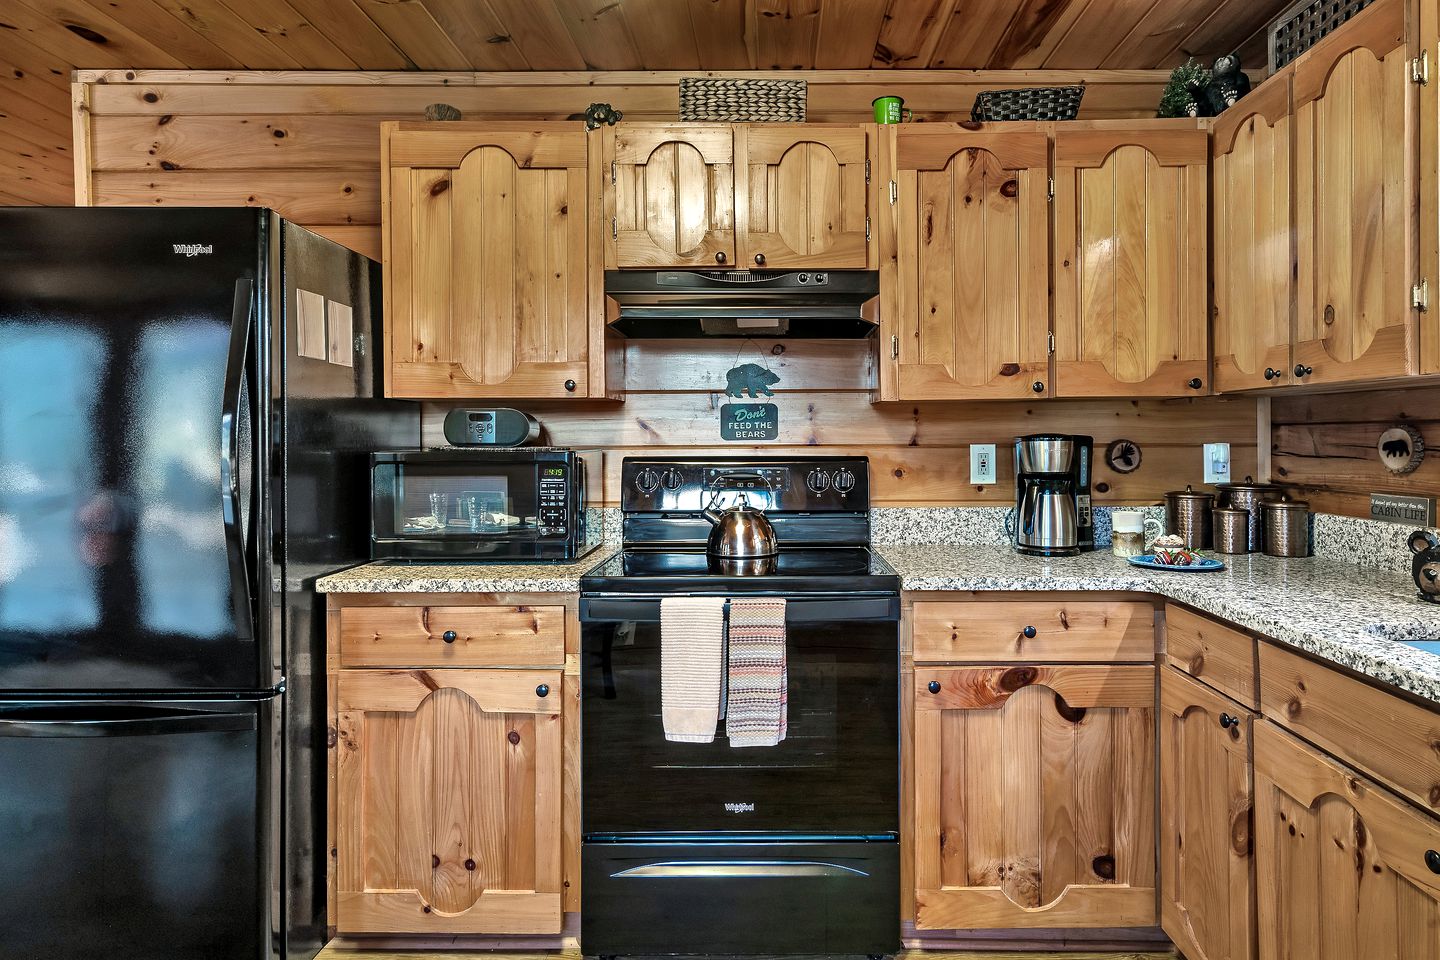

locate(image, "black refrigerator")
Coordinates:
0 207 418 959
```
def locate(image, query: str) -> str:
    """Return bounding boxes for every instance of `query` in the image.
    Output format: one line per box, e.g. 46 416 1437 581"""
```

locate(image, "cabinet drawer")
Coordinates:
1259 641 1440 815
339 605 565 667
912 600 1154 663
1164 605 1258 707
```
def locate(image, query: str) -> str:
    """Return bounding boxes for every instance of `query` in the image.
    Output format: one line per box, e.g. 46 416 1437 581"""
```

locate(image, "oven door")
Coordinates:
580 594 898 838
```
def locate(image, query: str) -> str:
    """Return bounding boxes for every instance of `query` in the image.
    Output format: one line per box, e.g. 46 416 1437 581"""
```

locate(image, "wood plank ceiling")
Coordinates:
3 0 1292 206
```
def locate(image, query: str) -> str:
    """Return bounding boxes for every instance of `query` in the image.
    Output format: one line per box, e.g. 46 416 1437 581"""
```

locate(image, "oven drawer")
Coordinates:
912 600 1155 663
339 604 565 667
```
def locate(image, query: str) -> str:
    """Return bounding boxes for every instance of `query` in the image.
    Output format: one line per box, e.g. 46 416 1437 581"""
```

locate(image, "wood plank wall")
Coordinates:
73 70 1258 507
1271 385 1440 518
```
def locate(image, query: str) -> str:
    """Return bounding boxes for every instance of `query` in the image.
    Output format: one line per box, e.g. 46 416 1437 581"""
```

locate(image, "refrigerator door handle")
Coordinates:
221 277 256 642
0 707 257 738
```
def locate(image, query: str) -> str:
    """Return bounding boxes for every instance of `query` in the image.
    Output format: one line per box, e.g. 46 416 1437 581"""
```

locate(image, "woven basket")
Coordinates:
970 85 1085 122
679 78 807 122
1269 0 1375 70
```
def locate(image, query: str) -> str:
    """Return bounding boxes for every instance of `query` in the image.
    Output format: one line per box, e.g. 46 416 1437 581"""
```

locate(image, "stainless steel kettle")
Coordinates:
702 472 778 559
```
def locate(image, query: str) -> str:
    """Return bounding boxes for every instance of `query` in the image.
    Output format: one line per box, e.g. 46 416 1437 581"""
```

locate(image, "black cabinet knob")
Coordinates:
441 630 457 644
1187 377 1203 390
535 683 550 698
754 253 766 266
1264 367 1280 381
1219 712 1240 729
1031 381 1045 393
1427 849 1440 874
564 379 577 392
1294 364 1312 378
1022 625 1037 639
927 680 941 694
715 251 727 264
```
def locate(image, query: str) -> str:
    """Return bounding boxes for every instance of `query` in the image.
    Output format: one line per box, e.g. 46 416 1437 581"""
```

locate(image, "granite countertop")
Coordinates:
881 545 1440 703
316 544 617 594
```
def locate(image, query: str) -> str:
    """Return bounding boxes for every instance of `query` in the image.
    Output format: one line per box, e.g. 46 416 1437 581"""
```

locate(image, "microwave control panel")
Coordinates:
538 465 569 537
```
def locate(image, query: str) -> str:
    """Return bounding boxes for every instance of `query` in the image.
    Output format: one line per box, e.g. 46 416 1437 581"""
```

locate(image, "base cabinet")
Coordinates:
334 668 564 935
1160 667 1257 960
912 664 1157 929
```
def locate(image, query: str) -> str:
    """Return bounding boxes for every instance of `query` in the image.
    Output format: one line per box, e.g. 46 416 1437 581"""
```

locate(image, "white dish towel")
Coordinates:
660 596 727 743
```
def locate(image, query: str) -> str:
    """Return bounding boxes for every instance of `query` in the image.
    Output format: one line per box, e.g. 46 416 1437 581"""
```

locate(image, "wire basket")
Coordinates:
1269 0 1375 71
970 85 1085 122
679 78 807 123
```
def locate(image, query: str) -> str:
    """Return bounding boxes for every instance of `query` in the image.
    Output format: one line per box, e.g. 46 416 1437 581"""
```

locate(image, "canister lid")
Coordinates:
1165 484 1214 502
1215 475 1282 494
1260 496 1310 512
1212 506 1249 517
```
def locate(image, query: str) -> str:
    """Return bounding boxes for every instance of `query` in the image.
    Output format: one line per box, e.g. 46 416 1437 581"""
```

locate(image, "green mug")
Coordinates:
873 96 912 124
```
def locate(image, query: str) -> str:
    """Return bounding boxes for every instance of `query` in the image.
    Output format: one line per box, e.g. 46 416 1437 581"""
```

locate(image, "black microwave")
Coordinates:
370 449 587 560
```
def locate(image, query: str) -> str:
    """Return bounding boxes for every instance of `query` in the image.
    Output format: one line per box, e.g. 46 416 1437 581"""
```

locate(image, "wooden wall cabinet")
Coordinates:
1052 126 1210 397
381 121 611 400
1292 0 1418 387
912 664 1157 929
334 668 563 934
1160 667 1257 960
1211 76 1296 392
878 126 1051 400
1254 720 1440 959
604 124 735 269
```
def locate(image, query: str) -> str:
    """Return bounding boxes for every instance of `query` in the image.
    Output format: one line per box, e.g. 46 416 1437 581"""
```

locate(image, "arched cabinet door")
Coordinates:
605 124 735 269
879 126 1051 400
1292 0 1418 386
1212 76 1295 393
1052 127 1209 397
1254 721 1440 960
912 665 1157 930
735 124 875 270
335 668 563 935
382 122 602 399
1159 668 1257 960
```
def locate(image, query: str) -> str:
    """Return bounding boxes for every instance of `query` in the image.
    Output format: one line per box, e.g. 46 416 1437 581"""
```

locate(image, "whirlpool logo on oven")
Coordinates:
172 243 214 257
724 802 756 814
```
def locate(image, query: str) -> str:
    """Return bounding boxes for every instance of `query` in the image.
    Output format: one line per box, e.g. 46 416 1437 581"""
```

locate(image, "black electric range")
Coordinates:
579 456 899 958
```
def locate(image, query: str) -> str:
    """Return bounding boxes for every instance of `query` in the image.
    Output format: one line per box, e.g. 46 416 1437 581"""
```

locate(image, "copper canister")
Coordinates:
1212 506 1251 554
1215 476 1287 552
1164 485 1215 550
1261 498 1311 558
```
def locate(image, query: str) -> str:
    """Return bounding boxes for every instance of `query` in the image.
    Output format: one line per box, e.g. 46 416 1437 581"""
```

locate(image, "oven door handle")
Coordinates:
611 860 868 879
580 596 897 623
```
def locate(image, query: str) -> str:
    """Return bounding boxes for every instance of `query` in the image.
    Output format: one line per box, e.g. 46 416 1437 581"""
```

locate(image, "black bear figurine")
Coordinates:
1206 54 1252 115
1409 530 1440 603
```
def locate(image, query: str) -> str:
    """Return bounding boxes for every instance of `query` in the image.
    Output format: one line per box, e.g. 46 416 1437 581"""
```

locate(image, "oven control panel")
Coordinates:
621 457 869 512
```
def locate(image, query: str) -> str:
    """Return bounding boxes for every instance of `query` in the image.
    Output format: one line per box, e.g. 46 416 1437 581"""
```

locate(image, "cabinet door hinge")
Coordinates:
611 217 618 240
1413 50 1430 85
888 179 898 205
610 160 616 184
865 157 871 184
1047 332 1056 354
865 216 871 242
890 334 899 360
1414 278 1430 311
1047 177 1055 202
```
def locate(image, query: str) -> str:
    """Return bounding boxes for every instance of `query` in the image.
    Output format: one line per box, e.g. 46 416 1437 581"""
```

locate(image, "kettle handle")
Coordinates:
704 470 777 511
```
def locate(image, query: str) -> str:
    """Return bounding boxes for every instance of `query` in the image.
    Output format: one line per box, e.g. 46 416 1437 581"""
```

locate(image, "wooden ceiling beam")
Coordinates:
146 0 305 69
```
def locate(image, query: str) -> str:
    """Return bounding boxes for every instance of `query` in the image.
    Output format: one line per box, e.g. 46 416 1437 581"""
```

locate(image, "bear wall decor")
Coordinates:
725 363 780 398
1378 425 1425 475
1409 530 1440 602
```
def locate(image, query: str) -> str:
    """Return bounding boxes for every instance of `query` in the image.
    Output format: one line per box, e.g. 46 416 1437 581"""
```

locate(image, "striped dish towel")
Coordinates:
660 596 727 743
725 598 788 747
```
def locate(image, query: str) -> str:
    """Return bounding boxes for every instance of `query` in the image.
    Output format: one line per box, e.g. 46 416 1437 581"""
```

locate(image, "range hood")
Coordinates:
604 270 880 338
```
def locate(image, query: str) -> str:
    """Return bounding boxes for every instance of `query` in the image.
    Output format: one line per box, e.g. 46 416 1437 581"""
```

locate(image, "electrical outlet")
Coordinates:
970 443 997 485
1203 443 1231 484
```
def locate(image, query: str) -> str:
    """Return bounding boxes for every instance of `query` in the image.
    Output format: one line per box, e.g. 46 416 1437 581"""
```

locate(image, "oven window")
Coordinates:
388 466 525 537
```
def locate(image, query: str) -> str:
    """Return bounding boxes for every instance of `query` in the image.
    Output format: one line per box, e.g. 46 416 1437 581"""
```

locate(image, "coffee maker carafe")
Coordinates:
1013 434 1093 556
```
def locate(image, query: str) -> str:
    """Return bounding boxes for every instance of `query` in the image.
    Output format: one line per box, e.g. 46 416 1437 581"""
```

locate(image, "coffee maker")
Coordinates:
1013 434 1094 556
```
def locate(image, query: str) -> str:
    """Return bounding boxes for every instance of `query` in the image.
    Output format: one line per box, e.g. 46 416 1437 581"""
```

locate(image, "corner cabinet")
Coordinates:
381 121 614 400
912 664 1157 929
1211 76 1296 392
1291 0 1419 386
1052 126 1209 398
878 126 1051 400
1254 720 1440 959
1160 668 1257 960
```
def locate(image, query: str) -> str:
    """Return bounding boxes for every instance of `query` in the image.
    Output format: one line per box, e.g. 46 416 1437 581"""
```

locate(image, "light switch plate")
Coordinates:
1203 443 1231 484
970 443 997 485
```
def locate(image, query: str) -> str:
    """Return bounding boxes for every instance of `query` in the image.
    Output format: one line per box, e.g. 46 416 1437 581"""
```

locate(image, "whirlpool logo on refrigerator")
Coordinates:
724 802 756 814
172 243 214 257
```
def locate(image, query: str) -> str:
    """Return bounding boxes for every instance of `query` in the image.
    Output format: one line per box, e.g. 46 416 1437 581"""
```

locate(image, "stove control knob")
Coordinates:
635 467 661 494
660 468 683 491
832 467 856 494
806 468 831 494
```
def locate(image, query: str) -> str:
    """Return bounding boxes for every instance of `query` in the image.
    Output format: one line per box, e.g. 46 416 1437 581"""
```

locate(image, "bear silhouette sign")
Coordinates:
720 363 780 441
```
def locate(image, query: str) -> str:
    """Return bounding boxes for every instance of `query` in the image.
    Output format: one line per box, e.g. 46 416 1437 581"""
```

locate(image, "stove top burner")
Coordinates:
580 547 898 595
